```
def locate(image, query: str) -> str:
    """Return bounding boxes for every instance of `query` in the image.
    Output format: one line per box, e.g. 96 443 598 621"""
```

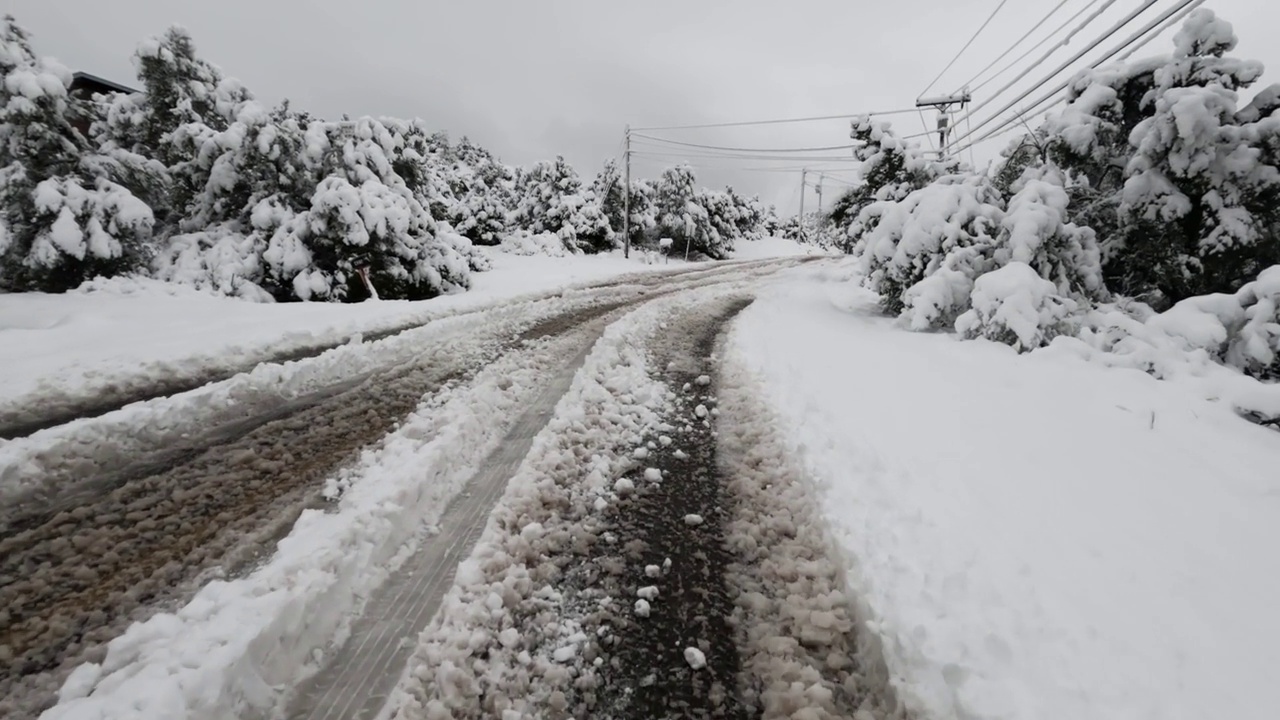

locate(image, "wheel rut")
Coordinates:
588 298 755 719
0 296 649 719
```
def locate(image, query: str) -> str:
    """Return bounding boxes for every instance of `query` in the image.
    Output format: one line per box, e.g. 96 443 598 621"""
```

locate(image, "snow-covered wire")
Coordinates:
631 108 919 132
631 151 858 163
971 0 1112 94
1116 0 1205 59
919 0 1011 97
962 0 1131 124
948 0 1170 150
950 0 1204 154
631 134 857 154
953 0 1076 94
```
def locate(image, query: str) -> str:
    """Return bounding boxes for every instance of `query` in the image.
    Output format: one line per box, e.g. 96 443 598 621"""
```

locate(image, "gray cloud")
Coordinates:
10 0 1280 214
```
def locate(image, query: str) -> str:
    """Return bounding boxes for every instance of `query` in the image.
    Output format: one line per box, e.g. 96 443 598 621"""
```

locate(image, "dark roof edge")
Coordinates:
71 71 139 95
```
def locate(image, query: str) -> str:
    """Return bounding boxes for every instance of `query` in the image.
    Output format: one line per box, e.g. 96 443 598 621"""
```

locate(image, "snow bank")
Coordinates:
495 231 569 257
730 236 821 260
729 261 1280 720
39 322 597 720
0 252 687 418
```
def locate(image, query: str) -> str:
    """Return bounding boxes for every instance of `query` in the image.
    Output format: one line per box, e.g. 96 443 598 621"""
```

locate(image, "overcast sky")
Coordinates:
9 0 1280 214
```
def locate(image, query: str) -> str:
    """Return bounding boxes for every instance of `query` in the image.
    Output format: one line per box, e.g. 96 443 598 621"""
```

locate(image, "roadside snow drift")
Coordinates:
727 260 1280 720
0 250 689 421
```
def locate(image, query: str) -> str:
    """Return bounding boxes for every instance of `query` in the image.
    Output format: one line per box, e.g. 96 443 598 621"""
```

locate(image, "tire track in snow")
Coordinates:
0 296 665 719
377 275 903 720
1 259 810 719
0 260 769 441
587 298 755 719
286 316 606 720
716 348 905 719
379 292 755 719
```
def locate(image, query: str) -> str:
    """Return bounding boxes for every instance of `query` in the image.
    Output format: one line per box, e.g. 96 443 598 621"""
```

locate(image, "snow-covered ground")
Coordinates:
29 257 799 720
727 260 1280 720
0 241 805 419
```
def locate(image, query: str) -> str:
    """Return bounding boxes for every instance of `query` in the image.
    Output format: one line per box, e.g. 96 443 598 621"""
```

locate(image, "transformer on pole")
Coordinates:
915 90 971 159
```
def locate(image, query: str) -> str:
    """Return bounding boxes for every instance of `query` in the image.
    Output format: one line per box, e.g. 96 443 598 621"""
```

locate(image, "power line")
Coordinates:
953 0 1075 94
971 0 1112 94
631 107 919 132
950 0 1206 155
1117 0 1205 59
631 151 858 163
949 0 1164 150
631 133 857 154
962 0 1133 125
919 0 1011 96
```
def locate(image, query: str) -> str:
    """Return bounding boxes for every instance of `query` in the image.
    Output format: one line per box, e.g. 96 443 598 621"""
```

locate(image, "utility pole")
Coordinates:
623 125 631 259
798 168 806 239
815 176 823 217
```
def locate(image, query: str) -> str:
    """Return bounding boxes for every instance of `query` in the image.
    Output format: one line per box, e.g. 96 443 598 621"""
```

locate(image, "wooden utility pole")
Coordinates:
798 167 806 224
623 125 631 259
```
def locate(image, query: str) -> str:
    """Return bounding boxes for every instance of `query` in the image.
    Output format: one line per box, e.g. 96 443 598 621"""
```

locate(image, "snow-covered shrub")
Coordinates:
0 17 155 292
899 248 987 331
859 174 1005 315
152 227 272 301
1230 266 1280 377
496 230 568 257
993 167 1105 301
1147 264 1280 378
956 262 1080 351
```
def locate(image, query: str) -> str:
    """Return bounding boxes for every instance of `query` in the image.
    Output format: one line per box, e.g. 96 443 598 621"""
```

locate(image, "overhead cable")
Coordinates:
631 133 858 153
950 0 1205 154
971 0 1112 94
631 108 919 132
919 0 1011 96
953 0 1076 93
949 0 1164 148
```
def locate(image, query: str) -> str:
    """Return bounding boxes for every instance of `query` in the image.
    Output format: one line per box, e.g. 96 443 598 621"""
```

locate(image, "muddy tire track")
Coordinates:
586 298 755 719
0 298 648 719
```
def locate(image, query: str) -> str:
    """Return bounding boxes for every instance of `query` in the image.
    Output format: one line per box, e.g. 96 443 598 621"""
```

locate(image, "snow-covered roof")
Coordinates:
70 71 138 96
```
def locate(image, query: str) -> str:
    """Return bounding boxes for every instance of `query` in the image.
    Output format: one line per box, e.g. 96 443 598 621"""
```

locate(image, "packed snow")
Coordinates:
727 260 1280 720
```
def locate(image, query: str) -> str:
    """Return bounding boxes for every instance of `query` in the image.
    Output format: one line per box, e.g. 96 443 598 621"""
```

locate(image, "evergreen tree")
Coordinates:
0 16 154 292
1043 9 1280 304
654 165 731 259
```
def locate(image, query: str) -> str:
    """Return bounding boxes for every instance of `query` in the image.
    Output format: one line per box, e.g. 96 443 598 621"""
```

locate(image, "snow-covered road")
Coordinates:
12 257 838 720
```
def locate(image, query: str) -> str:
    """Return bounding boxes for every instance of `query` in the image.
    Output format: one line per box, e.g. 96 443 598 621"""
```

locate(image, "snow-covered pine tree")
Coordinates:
442 136 515 246
511 156 592 251
838 116 949 252
1043 9 1280 305
654 165 730 259
0 16 154 292
271 116 480 301
1119 9 1280 303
